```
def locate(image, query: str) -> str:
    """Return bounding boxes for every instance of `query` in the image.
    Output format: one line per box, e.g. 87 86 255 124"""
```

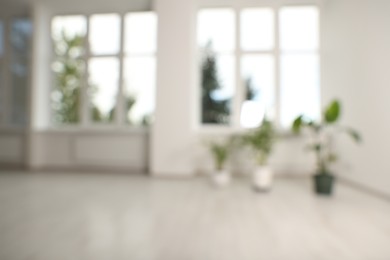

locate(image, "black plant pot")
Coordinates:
313 173 335 195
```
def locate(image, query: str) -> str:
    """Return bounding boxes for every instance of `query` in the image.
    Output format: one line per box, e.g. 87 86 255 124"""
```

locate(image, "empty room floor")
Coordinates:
0 171 390 260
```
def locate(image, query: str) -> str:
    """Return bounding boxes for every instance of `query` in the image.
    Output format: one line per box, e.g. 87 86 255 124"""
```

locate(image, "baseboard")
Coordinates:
0 163 27 171
27 165 148 175
338 176 390 202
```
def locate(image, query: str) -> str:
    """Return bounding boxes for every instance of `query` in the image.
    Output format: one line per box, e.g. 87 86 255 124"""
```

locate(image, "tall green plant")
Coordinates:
52 31 84 123
201 43 230 124
292 99 361 174
243 118 276 165
52 31 137 124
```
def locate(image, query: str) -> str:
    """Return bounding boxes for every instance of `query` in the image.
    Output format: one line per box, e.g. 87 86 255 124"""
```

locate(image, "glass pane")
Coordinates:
90 14 120 55
52 16 86 43
240 55 275 128
241 8 274 51
124 12 157 54
280 54 320 128
51 16 86 124
201 50 234 125
123 57 156 126
198 9 235 52
10 19 32 126
280 6 319 51
89 57 119 123
11 19 31 56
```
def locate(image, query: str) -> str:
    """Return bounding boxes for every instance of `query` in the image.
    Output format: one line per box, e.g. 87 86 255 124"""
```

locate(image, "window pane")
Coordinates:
90 14 120 55
201 50 234 125
89 57 119 123
240 55 275 128
51 16 86 124
10 19 32 126
280 6 319 51
241 8 274 51
11 19 31 56
198 9 235 52
123 57 156 126
125 12 157 54
280 54 320 127
52 16 86 43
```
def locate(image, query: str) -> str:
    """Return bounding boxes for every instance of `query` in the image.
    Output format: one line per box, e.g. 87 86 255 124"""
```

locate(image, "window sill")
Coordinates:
35 126 150 135
196 125 298 138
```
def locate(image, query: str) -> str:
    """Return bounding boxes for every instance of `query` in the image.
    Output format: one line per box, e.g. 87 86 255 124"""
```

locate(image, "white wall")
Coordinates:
3 0 390 196
151 0 317 177
25 0 153 172
322 0 390 196
151 0 198 177
0 130 26 166
29 130 149 172
151 0 390 193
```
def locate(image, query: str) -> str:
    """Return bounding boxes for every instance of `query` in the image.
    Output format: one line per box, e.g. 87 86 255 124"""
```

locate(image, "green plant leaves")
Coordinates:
346 128 362 143
324 100 341 124
208 141 230 170
242 118 276 165
327 153 338 163
290 98 362 174
292 115 303 133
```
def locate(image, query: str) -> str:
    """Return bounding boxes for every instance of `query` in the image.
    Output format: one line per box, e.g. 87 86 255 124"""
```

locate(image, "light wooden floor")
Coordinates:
0 172 390 260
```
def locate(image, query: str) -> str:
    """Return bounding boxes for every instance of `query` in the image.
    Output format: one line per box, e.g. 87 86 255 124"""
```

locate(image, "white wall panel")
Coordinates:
322 0 390 196
0 133 25 164
28 131 148 172
74 135 147 167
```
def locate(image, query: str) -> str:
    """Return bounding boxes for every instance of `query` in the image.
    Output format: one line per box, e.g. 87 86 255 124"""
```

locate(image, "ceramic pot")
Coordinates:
253 166 273 192
212 170 231 187
314 173 335 195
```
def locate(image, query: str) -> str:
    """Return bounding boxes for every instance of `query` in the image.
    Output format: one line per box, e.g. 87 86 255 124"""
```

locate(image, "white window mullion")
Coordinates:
115 14 125 126
81 15 90 127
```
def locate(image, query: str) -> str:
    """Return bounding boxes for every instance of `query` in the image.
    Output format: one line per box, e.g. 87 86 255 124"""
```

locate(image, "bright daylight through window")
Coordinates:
198 6 320 128
51 12 157 127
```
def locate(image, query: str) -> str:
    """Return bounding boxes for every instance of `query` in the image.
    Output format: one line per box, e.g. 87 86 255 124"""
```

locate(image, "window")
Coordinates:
198 6 320 129
198 9 235 125
123 13 157 125
89 14 120 123
51 15 86 124
10 19 32 126
279 7 320 127
0 18 32 127
51 12 157 127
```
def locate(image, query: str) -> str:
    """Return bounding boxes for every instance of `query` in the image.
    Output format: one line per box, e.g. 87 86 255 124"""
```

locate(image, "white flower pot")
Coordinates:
253 166 273 192
212 170 231 187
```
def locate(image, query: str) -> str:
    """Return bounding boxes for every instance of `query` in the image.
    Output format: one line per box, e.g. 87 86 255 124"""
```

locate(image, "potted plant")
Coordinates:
242 118 276 192
207 139 231 187
292 99 361 195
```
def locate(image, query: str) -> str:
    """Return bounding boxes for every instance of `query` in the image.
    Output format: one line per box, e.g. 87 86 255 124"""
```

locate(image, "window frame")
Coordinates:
197 1 322 133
